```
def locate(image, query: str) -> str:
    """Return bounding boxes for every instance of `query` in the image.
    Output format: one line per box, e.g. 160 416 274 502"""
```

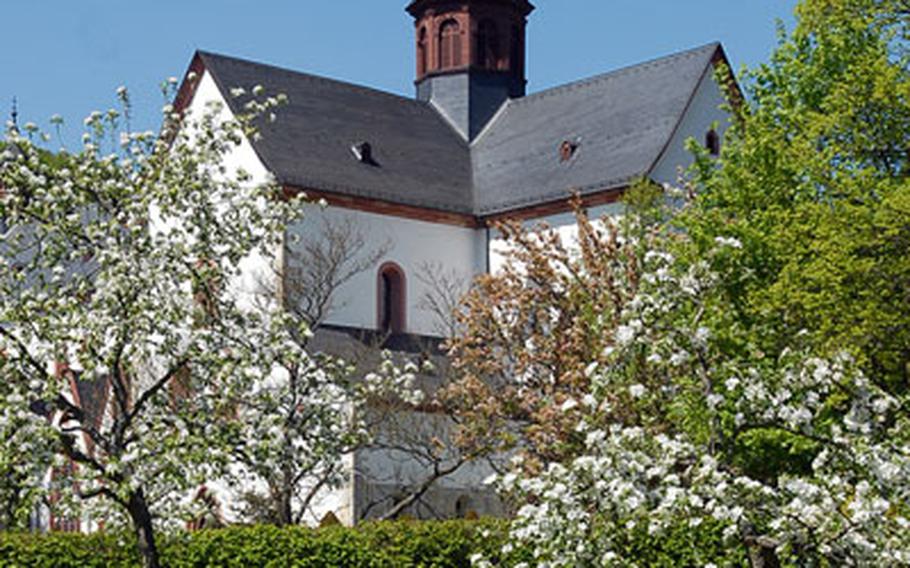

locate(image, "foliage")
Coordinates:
0 521 499 567
227 352 423 526
0 80 300 566
0 374 56 530
454 0 910 565
471 207 910 567
0 530 138 568
444 186 657 471
684 0 910 391
0 519 750 567
0 81 413 565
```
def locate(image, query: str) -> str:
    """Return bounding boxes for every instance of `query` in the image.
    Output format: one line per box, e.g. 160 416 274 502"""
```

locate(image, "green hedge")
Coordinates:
0 520 516 568
0 530 138 568
161 521 514 568
0 519 744 567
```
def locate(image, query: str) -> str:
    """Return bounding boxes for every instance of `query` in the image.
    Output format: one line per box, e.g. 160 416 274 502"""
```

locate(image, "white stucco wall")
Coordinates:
651 66 730 186
180 62 731 525
185 71 280 315
487 201 625 275
488 69 729 273
192 70 487 339
287 206 485 338
190 70 274 186
355 412 496 491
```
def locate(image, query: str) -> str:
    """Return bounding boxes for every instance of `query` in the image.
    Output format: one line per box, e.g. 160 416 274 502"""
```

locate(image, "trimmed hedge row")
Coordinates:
0 521 515 568
0 519 744 567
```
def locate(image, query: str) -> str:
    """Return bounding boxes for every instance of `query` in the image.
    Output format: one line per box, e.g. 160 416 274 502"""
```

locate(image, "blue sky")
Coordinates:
2 1 797 147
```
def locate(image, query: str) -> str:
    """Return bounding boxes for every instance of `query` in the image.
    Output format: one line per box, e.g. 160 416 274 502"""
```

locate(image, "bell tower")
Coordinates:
407 0 534 140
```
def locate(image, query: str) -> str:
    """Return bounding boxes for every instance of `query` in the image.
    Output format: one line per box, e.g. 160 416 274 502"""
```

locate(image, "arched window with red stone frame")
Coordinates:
377 262 406 334
475 19 500 69
417 27 429 78
438 19 462 69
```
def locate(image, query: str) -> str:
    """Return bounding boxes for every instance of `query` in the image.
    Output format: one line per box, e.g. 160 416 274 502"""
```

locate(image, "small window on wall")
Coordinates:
378 262 406 334
455 495 478 519
706 129 721 156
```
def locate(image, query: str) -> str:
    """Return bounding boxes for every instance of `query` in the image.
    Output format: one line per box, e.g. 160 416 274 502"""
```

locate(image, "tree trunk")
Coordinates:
271 477 294 526
747 543 781 568
278 486 293 526
742 529 780 568
127 489 160 568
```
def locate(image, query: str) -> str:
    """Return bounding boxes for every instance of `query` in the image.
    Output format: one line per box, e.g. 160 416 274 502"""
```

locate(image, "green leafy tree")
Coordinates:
462 1 910 564
684 0 910 393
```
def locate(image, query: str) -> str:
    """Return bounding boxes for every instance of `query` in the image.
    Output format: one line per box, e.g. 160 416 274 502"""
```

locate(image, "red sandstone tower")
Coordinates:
407 0 535 139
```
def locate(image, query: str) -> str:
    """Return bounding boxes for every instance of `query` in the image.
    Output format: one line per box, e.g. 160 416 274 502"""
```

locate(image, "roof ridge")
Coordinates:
197 50 424 108
643 42 722 178
511 42 720 106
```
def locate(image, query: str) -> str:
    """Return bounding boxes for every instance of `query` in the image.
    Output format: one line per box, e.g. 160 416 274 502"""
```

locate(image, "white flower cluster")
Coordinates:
0 82 417 535
477 232 910 566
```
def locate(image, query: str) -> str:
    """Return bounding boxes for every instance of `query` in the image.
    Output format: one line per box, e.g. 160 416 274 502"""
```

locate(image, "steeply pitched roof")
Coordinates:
473 42 721 215
197 52 474 214
189 43 724 219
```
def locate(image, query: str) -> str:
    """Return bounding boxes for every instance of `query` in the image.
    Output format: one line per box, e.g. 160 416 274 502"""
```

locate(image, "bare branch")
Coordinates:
377 456 467 521
281 215 391 328
415 261 471 339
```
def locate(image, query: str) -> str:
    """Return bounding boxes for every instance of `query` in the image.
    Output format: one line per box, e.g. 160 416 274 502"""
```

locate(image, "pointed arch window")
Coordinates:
475 20 500 69
510 25 523 77
706 129 721 156
417 27 428 77
439 19 462 69
378 262 406 334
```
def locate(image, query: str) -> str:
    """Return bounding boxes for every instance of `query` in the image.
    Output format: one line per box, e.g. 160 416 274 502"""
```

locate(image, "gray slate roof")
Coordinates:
196 43 721 218
199 52 474 214
472 43 720 214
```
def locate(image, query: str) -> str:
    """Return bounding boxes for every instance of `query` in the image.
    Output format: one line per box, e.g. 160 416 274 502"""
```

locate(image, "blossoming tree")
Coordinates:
476 213 909 565
0 83 411 567
464 0 910 564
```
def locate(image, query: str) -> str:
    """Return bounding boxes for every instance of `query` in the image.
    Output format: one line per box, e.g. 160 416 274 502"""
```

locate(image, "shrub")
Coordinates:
0 519 738 567
0 531 138 567
0 521 509 568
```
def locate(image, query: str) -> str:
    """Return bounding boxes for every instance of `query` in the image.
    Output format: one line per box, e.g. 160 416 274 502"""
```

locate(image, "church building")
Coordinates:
173 0 735 523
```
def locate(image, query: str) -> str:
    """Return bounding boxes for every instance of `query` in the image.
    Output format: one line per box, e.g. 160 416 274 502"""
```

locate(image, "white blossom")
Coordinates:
714 236 742 249
476 223 910 566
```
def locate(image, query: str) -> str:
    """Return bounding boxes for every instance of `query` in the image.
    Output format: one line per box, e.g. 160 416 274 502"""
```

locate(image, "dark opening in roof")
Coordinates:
351 141 377 166
559 140 579 162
